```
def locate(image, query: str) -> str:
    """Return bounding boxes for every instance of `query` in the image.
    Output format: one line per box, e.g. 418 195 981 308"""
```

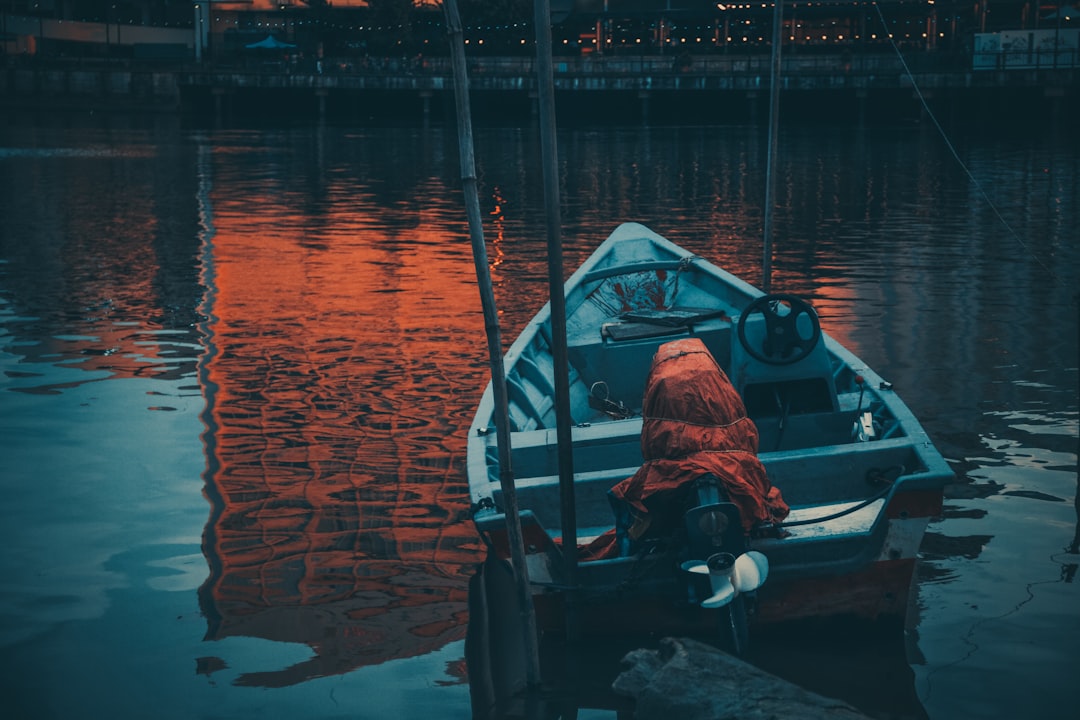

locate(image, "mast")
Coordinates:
762 0 784 292
533 0 579 640
441 0 541 686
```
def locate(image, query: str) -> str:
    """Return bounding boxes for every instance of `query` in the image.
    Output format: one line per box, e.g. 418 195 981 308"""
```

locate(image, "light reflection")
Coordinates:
489 185 507 273
0 155 203 392
193 134 484 687
3 122 1073 711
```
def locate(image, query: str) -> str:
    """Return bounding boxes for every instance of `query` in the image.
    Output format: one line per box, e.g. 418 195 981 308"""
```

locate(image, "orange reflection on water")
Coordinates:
803 272 860 353
5 185 203 393
199 191 486 685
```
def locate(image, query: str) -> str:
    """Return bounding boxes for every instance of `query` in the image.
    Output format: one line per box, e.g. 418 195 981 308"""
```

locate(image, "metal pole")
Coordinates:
441 0 541 686
193 3 204 63
762 0 784 293
533 0 579 641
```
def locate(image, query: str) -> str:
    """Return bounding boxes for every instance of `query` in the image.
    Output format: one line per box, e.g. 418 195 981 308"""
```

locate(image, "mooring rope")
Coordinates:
872 2 1056 278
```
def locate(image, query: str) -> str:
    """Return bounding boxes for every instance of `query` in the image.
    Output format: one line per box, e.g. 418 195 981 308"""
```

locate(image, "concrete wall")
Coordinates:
3 14 193 49
1 67 182 110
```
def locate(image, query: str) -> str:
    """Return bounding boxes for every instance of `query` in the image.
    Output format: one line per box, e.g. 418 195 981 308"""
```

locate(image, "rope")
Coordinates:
872 3 1055 278
668 255 698 307
774 465 905 528
777 482 893 528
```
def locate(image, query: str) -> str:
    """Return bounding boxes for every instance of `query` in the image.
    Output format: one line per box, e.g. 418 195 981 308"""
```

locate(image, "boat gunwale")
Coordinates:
466 221 951 518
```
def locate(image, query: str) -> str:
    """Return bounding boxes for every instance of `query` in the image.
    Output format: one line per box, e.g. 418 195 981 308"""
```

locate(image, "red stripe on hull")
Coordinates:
528 558 918 637
754 558 917 624
886 488 942 519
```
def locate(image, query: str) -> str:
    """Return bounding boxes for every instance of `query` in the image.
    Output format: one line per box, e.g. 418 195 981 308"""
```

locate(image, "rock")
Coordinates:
612 637 872 720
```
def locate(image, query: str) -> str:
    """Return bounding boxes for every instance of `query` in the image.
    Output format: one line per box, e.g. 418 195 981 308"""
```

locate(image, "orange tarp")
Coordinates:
580 338 788 560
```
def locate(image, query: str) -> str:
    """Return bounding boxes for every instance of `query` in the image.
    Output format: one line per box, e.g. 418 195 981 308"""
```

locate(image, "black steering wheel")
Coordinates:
737 293 822 365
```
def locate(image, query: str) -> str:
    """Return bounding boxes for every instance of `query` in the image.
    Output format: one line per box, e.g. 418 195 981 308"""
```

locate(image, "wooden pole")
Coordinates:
762 0 784 293
441 0 541 686
533 0 579 640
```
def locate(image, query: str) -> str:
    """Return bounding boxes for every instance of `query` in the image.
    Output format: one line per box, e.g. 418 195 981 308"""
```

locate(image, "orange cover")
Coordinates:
579 338 788 561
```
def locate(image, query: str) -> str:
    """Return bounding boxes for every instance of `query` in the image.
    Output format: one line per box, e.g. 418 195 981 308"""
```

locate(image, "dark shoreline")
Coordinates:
4 87 1074 131
3 55 1076 129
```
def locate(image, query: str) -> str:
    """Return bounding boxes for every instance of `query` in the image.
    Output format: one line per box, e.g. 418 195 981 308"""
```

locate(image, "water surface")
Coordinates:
1 115 1077 719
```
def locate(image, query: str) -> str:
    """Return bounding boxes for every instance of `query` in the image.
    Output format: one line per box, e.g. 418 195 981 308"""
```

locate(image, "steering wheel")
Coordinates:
736 293 822 365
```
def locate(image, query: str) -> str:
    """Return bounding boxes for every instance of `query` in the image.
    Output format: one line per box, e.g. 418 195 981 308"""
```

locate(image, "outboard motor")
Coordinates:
680 475 770 654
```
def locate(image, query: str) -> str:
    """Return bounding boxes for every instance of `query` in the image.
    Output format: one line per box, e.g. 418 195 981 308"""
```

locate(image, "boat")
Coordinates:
466 222 952 652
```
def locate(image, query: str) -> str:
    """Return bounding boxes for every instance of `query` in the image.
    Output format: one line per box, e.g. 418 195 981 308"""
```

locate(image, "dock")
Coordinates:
3 51 1077 123
614 636 874 720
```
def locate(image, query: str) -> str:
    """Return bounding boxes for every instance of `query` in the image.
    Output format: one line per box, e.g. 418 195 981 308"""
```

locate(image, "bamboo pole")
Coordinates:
532 0 579 640
441 0 541 686
762 0 784 293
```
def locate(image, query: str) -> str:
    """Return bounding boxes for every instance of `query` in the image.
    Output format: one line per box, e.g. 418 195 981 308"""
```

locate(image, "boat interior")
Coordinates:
478 300 931 542
470 233 948 586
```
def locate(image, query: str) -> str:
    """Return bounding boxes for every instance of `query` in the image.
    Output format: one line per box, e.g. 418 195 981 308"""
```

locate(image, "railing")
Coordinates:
6 49 1075 89
329 53 930 78
249 51 984 80
973 49 1080 71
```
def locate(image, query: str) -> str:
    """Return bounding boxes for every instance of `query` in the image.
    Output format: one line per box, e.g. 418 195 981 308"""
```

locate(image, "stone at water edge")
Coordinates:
612 636 872 720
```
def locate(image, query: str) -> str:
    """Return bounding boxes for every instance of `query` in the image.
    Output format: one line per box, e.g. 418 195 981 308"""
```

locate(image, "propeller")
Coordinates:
680 550 769 609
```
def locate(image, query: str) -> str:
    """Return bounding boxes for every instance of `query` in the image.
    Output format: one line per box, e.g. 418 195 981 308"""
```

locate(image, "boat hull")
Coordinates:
466 223 951 640
488 490 936 638
528 557 919 637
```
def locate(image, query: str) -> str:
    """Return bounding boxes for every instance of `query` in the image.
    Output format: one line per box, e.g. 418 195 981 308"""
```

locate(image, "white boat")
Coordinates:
467 222 951 651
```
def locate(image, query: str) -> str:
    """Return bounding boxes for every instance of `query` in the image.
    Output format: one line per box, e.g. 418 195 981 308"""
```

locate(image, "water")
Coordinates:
1 113 1077 720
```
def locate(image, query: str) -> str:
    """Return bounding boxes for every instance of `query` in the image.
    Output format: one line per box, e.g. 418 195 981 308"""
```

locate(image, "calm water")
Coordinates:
1 113 1077 720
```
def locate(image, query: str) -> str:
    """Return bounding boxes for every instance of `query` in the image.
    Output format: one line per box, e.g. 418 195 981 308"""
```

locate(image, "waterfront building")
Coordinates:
2 1 1076 64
